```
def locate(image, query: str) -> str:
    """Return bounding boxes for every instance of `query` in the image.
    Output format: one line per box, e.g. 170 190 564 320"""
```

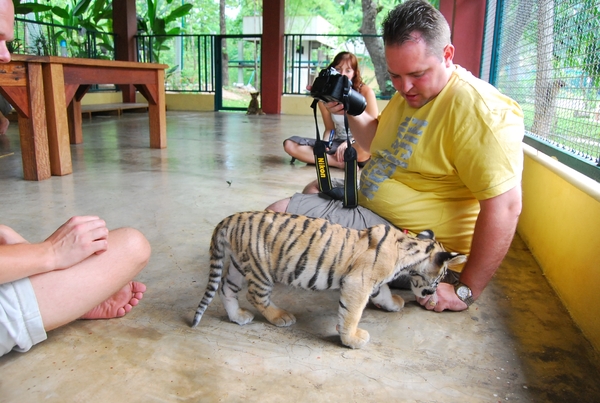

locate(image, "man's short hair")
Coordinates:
382 0 451 59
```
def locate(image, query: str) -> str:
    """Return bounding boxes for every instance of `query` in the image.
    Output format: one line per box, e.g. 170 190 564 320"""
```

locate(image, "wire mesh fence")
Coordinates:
482 0 600 168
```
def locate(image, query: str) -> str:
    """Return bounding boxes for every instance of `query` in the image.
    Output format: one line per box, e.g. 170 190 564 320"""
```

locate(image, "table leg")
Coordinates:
42 62 72 176
18 63 51 181
142 69 167 149
67 100 83 144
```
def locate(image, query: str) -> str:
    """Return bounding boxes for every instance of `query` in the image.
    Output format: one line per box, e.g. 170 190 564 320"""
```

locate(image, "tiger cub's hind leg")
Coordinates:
370 283 405 312
246 280 296 327
221 263 254 325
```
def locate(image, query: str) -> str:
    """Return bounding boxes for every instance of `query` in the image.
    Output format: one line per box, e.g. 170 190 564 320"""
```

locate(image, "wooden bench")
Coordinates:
80 102 149 119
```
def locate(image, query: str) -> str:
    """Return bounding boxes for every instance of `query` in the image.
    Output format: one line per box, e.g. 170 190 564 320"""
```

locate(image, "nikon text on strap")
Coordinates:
310 99 358 208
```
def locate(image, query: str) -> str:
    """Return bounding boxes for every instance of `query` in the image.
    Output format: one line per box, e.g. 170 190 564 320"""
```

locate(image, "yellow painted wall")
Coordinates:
518 145 600 351
281 94 389 116
82 92 387 115
80 91 123 105
164 92 214 111
81 91 215 111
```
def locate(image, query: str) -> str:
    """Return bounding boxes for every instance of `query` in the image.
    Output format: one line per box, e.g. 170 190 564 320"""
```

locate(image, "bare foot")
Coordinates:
0 115 9 135
80 281 146 320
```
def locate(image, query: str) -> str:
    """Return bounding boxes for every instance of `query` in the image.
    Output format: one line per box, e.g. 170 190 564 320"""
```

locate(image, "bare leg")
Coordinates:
302 180 320 194
29 227 151 331
0 224 27 244
265 197 290 212
283 140 316 165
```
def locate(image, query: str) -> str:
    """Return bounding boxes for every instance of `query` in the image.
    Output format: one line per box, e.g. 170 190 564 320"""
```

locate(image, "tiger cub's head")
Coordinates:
405 232 467 298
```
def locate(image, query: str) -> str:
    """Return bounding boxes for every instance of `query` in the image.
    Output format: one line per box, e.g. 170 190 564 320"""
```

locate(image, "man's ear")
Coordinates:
443 44 455 66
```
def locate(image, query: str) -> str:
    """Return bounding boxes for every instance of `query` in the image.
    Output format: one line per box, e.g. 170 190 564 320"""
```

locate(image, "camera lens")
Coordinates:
345 89 367 116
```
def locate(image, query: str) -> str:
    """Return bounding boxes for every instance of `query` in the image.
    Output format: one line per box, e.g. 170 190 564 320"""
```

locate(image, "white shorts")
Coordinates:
0 277 47 357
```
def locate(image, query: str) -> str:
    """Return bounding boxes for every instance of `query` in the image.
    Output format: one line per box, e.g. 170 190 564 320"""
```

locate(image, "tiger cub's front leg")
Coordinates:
370 283 405 312
337 277 372 349
246 278 296 327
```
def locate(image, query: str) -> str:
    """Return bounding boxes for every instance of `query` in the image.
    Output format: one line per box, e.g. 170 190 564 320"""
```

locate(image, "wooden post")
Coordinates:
113 0 138 102
261 0 285 114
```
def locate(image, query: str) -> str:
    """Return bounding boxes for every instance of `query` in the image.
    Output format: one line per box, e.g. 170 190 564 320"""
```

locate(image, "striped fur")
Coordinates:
191 211 466 349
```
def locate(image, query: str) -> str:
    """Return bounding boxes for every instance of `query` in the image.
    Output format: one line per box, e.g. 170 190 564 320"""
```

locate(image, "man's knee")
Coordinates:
302 180 320 194
266 198 290 213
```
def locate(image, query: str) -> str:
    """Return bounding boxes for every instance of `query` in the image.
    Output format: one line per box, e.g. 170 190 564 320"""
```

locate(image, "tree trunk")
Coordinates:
220 0 229 87
359 0 392 97
531 0 559 138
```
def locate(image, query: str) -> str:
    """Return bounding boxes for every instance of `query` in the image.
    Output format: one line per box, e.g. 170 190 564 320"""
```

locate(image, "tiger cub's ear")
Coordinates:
434 251 467 268
416 229 435 240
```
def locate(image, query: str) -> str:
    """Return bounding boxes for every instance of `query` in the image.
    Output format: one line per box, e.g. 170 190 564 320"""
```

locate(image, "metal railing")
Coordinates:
11 17 115 60
136 34 215 93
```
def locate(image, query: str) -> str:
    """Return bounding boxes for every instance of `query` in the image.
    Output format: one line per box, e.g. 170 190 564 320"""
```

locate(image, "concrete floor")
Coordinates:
0 111 599 402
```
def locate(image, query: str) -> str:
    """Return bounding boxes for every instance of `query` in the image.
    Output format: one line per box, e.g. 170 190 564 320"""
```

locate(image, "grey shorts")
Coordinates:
286 179 392 230
284 136 345 155
0 277 47 357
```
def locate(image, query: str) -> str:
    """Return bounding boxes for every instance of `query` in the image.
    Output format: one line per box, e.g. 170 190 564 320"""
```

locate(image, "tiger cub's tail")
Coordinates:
191 220 229 327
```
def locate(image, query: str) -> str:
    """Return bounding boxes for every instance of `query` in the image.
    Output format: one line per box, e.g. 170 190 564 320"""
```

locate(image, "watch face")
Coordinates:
457 286 470 299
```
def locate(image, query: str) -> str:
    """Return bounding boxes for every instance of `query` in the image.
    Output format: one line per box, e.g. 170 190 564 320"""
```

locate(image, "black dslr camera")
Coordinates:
310 67 367 116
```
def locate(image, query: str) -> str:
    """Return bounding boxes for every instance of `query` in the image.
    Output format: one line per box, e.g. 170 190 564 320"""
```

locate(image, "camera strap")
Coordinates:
310 99 358 208
311 99 334 195
341 112 358 208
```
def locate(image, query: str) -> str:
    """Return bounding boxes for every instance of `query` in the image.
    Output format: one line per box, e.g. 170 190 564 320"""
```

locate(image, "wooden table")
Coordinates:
0 55 50 180
0 55 168 180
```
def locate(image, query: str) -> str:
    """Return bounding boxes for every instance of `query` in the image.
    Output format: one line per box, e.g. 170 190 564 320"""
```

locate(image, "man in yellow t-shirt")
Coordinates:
267 0 524 312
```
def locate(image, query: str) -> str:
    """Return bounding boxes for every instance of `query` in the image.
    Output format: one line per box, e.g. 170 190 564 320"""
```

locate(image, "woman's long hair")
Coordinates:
328 52 364 91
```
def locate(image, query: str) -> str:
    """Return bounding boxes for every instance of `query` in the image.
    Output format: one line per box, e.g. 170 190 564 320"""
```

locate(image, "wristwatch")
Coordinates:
454 282 475 307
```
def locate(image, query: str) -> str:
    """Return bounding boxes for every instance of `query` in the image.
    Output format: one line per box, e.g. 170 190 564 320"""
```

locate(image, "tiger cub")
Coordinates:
191 211 466 349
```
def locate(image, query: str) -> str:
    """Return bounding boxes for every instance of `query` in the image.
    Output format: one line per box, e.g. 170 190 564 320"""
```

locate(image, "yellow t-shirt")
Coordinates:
359 66 524 254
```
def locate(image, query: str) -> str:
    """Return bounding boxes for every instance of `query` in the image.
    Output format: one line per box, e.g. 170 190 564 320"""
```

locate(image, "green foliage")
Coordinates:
12 0 51 15
137 0 193 35
136 0 194 62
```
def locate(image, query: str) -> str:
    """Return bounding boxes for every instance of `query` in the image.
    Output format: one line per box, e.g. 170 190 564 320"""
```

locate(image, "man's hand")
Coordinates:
416 283 468 312
44 216 109 270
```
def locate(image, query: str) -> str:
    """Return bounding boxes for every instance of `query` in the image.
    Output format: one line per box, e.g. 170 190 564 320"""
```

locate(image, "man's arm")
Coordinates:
420 185 523 311
459 185 522 299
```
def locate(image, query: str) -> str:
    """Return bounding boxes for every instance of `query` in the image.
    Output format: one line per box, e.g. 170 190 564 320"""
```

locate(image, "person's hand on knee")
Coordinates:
44 216 109 270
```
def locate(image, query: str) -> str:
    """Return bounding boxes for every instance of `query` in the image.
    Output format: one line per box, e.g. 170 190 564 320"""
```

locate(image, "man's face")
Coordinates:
0 0 15 63
385 35 454 108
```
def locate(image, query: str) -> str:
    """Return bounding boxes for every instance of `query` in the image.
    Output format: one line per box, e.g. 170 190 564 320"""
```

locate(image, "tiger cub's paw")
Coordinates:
341 328 370 349
372 293 405 312
230 308 255 325
268 310 297 327
381 295 405 312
